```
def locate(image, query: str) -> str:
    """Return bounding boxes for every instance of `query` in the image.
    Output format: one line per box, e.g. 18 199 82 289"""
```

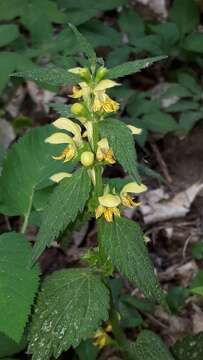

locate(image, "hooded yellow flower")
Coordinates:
93 323 112 349
92 80 120 113
70 77 120 114
95 193 121 222
45 117 82 163
120 182 147 208
96 138 115 165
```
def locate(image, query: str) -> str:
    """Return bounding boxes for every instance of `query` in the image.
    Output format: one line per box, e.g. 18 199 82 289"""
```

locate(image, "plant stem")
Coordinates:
20 189 34 234
104 279 129 359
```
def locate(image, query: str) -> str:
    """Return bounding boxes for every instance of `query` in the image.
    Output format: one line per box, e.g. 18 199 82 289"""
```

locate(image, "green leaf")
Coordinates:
106 46 132 68
134 35 163 55
172 332 203 360
99 119 140 183
149 22 180 52
118 9 145 42
32 167 91 263
169 0 199 37
0 0 26 20
99 217 165 305
0 232 39 342
107 56 167 79
80 19 121 49
190 270 203 296
183 32 203 54
0 126 73 217
69 24 96 66
166 287 188 313
12 66 80 86
48 103 72 117
142 111 178 133
28 269 109 360
76 339 99 360
177 73 202 96
165 100 199 113
126 330 174 360
0 24 19 47
162 84 192 98
0 333 26 358
179 111 203 133
192 241 203 260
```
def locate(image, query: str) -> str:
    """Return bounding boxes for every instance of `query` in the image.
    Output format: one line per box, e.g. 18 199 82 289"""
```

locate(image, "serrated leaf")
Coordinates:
99 217 165 305
12 66 79 86
32 167 91 263
165 100 199 113
0 24 19 47
0 126 74 217
28 269 109 360
0 232 39 342
69 24 96 66
99 119 140 183
107 56 167 79
126 330 174 360
172 332 203 360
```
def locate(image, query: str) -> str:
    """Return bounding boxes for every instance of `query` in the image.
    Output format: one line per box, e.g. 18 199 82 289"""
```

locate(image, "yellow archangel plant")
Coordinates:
46 64 146 221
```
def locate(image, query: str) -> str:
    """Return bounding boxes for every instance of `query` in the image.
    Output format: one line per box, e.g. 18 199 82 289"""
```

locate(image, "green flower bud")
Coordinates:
80 151 94 167
71 103 84 115
95 66 108 81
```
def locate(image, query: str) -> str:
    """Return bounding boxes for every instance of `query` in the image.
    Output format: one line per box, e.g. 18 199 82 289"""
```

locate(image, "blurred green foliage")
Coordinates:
1 0 203 138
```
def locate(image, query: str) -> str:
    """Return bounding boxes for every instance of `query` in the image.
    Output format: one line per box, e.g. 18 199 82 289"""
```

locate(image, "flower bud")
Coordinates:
71 103 84 115
95 66 108 81
80 151 94 167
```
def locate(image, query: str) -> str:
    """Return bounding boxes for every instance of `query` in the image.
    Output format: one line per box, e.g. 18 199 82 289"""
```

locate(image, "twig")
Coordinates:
182 235 192 260
151 141 173 184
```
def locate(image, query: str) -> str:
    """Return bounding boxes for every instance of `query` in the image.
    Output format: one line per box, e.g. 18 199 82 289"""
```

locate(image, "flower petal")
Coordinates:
68 67 84 74
53 118 81 142
99 194 121 208
97 138 109 150
45 132 73 144
127 124 142 135
50 172 72 183
94 80 120 92
121 182 147 195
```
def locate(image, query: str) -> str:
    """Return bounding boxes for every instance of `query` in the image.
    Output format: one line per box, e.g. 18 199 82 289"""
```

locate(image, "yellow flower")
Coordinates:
45 118 82 163
50 172 72 183
93 322 112 349
95 193 121 222
96 138 115 165
93 329 108 349
70 75 120 114
93 92 119 113
127 124 142 135
120 182 147 208
70 82 90 101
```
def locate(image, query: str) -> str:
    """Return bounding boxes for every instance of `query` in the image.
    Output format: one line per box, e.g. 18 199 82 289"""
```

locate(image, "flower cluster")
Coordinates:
96 182 147 222
46 65 146 221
